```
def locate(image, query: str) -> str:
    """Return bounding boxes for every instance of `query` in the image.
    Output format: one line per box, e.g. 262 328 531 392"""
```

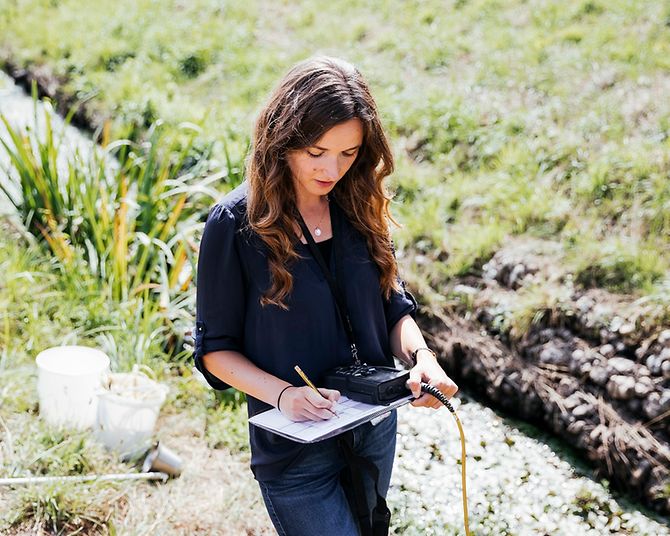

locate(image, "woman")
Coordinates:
194 56 458 535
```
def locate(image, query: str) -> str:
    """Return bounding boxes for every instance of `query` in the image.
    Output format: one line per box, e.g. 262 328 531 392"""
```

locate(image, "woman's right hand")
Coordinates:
278 386 341 422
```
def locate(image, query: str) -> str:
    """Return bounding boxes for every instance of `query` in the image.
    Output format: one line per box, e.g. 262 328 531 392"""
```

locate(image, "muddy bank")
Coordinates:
1 56 105 133
419 245 670 516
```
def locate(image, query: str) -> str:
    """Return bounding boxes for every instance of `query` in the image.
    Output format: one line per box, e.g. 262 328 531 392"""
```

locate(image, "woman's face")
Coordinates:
286 118 364 204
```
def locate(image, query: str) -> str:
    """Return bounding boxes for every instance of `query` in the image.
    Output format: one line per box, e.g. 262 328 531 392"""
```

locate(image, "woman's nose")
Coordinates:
319 157 340 180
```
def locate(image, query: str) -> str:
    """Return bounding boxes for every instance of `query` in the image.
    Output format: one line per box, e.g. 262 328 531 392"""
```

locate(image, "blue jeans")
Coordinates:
258 410 397 536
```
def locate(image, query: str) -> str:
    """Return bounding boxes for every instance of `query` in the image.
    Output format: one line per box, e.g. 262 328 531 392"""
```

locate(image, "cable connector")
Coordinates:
420 382 456 413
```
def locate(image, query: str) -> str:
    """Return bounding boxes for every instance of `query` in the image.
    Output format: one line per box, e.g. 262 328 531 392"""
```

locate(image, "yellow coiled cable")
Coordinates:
420 383 470 536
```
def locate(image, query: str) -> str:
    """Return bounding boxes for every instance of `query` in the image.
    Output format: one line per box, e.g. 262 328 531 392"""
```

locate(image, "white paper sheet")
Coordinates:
249 395 413 443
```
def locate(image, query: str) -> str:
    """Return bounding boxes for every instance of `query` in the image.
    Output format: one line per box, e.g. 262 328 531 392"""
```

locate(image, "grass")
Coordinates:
6 482 125 535
0 97 211 300
0 225 260 534
0 370 129 534
0 223 164 373
0 97 229 368
0 374 258 534
0 0 668 293
486 282 575 341
571 236 668 293
0 97 258 532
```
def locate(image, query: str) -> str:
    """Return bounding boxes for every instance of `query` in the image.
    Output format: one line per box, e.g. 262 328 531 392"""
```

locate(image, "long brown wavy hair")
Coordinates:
247 56 400 309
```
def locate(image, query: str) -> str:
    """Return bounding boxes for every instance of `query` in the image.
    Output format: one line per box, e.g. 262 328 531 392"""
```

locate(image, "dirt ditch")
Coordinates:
0 57 105 133
419 242 670 516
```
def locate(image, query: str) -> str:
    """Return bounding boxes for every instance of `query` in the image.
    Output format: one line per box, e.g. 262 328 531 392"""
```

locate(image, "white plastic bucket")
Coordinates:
95 372 168 457
35 346 110 429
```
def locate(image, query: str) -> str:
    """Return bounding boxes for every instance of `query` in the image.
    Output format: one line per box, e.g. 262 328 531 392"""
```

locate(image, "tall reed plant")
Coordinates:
0 96 224 359
2 101 215 291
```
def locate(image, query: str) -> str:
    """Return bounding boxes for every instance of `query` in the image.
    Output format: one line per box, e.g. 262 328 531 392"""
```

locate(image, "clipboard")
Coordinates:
249 394 413 443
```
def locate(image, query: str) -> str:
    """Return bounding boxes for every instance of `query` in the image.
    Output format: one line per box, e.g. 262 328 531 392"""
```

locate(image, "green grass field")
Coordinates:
1 0 670 532
1 0 668 293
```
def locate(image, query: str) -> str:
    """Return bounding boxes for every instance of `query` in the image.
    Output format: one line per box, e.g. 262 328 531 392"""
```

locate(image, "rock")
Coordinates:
540 344 569 365
660 390 670 411
600 328 618 343
589 366 609 386
610 316 624 332
557 377 580 397
570 348 596 377
482 255 536 289
634 377 655 398
606 375 636 400
593 304 610 320
646 355 661 375
663 360 670 380
557 328 572 340
571 349 586 362
481 259 497 281
572 404 594 418
659 329 670 347
567 420 586 435
578 361 593 377
561 412 575 426
618 322 635 336
600 344 616 358
576 295 594 313
607 357 636 375
660 347 670 361
643 393 662 420
563 392 582 410
591 352 606 366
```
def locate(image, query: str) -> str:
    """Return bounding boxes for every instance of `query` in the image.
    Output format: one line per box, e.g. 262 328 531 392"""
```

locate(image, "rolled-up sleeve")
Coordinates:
384 278 417 331
193 205 245 390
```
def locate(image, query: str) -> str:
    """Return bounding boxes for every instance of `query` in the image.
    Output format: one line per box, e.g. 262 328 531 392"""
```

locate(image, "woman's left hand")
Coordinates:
406 352 458 409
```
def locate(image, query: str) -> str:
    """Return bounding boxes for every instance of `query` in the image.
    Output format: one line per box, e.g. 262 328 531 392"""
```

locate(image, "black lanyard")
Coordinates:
296 202 362 365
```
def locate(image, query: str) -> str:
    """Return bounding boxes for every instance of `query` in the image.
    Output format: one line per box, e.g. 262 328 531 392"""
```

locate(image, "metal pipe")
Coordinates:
0 472 169 486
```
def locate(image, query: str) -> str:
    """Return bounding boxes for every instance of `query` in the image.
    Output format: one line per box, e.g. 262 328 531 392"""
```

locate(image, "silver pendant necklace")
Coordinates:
313 196 329 237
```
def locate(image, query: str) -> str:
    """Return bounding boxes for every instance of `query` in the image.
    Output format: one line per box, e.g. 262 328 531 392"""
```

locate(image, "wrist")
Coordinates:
276 384 295 411
410 347 436 365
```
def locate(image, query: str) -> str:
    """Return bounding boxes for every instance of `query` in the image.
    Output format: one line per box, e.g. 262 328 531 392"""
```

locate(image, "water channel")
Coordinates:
1 70 668 535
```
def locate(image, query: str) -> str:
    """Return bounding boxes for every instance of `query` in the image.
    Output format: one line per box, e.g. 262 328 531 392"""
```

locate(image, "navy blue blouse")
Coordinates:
193 182 417 481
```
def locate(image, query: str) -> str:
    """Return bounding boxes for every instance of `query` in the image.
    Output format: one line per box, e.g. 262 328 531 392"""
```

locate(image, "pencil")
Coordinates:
294 365 338 418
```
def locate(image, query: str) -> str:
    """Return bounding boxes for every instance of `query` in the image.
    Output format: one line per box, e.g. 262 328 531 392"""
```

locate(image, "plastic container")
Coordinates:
35 346 110 429
95 370 168 457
